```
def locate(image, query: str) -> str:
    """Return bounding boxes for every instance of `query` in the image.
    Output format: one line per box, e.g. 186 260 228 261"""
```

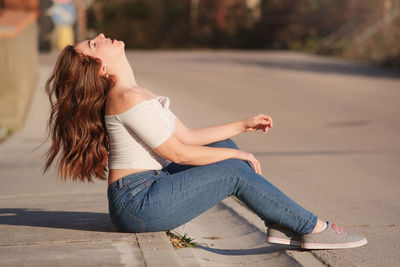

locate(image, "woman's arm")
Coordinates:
174 114 273 146
154 133 262 174
111 90 264 173
140 87 272 145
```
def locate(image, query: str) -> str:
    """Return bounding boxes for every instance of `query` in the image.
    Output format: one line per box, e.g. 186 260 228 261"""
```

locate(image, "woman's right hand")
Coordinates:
237 150 262 175
242 113 273 134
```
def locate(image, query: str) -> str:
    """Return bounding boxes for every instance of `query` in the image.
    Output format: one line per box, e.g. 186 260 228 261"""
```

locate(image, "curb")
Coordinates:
136 232 186 267
223 196 326 267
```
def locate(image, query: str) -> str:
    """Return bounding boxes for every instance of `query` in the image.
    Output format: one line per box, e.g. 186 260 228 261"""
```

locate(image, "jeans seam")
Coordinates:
237 176 313 231
148 176 231 206
120 202 145 232
111 202 123 221
183 176 230 200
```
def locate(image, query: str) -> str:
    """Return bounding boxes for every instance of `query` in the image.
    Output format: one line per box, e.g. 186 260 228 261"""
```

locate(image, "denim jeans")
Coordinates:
107 139 317 234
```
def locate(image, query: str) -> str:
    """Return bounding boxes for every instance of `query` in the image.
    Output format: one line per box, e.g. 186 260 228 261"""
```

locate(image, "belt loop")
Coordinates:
118 179 123 188
155 170 161 175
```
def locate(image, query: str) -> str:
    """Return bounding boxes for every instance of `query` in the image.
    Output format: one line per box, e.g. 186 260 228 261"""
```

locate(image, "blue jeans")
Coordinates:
107 139 317 234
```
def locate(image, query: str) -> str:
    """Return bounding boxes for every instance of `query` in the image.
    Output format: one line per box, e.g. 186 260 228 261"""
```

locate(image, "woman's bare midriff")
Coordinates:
108 168 151 185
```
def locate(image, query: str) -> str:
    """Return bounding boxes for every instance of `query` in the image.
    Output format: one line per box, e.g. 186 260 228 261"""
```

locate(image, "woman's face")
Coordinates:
74 33 125 73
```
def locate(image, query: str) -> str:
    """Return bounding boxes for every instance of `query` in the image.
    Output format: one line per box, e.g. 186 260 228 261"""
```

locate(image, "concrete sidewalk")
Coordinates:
1 51 399 266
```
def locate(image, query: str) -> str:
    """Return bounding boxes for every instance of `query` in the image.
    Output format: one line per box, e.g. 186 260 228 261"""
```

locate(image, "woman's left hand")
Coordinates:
242 113 273 134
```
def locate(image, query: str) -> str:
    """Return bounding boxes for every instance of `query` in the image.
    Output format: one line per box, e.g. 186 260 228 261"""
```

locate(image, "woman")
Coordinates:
44 33 367 250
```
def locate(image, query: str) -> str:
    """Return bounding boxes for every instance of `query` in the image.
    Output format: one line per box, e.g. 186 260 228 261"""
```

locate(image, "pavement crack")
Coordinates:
135 234 147 267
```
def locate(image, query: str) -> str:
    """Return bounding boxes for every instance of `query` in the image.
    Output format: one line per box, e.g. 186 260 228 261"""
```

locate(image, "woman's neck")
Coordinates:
113 57 138 89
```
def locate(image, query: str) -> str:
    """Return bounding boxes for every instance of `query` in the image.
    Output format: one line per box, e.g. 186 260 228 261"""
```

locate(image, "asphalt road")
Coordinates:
1 50 399 266
128 50 400 267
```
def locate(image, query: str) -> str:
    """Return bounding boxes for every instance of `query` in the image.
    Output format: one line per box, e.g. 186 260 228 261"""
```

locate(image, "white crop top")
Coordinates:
104 95 177 170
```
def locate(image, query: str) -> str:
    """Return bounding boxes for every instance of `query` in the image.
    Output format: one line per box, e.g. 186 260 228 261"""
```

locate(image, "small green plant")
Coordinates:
0 125 13 144
165 230 200 248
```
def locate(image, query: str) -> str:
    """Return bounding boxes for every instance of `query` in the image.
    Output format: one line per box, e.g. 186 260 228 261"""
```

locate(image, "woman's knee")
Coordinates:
218 157 254 173
206 138 239 150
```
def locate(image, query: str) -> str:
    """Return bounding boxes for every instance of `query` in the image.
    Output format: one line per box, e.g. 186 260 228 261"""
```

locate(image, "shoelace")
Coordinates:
331 222 347 235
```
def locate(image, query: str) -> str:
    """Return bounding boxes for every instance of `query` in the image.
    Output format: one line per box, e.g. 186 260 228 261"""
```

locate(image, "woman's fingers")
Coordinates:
261 118 272 134
262 115 273 128
257 114 273 132
238 150 262 175
244 114 273 134
248 153 262 175
256 158 262 175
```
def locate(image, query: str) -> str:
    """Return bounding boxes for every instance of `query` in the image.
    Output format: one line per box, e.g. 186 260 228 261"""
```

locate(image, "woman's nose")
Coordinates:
98 33 106 40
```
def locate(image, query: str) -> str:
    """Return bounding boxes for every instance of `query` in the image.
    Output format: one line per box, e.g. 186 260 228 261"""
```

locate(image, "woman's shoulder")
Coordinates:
106 87 157 115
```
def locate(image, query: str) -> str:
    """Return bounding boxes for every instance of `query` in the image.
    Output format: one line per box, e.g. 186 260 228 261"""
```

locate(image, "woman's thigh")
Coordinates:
128 156 253 232
140 158 316 234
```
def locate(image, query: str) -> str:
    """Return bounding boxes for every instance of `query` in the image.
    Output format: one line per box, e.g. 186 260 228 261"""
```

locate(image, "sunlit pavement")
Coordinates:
1 50 399 266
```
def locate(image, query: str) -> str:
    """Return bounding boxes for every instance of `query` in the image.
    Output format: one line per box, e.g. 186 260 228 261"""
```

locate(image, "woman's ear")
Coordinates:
100 65 107 76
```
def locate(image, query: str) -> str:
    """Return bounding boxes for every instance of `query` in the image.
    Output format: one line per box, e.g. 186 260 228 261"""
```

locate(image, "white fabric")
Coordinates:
105 95 177 170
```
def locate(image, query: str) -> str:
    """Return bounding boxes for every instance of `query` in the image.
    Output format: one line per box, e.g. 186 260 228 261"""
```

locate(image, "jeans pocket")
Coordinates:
112 178 147 200
128 177 157 205
111 202 145 233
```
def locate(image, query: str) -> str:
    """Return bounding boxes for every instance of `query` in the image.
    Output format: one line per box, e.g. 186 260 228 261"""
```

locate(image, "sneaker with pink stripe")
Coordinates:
301 221 368 249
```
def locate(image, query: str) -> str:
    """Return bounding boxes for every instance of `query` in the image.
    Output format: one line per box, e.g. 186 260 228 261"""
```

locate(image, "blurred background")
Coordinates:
40 0 400 68
0 0 399 137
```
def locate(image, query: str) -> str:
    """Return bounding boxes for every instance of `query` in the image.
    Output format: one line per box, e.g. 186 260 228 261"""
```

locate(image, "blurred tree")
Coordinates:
86 0 400 69
88 0 190 48
157 0 190 48
193 0 252 48
318 0 400 68
74 0 87 42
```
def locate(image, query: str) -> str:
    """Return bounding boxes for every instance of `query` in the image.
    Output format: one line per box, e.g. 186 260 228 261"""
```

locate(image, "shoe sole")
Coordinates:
266 237 302 247
302 238 368 249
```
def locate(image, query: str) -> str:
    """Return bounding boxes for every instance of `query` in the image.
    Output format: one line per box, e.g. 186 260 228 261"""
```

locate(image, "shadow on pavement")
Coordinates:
0 208 116 232
196 244 302 255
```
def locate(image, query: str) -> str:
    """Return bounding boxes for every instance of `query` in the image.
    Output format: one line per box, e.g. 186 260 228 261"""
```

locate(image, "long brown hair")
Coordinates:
44 45 115 183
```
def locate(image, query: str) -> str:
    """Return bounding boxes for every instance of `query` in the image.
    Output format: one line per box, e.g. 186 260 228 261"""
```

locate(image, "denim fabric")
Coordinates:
107 139 317 234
